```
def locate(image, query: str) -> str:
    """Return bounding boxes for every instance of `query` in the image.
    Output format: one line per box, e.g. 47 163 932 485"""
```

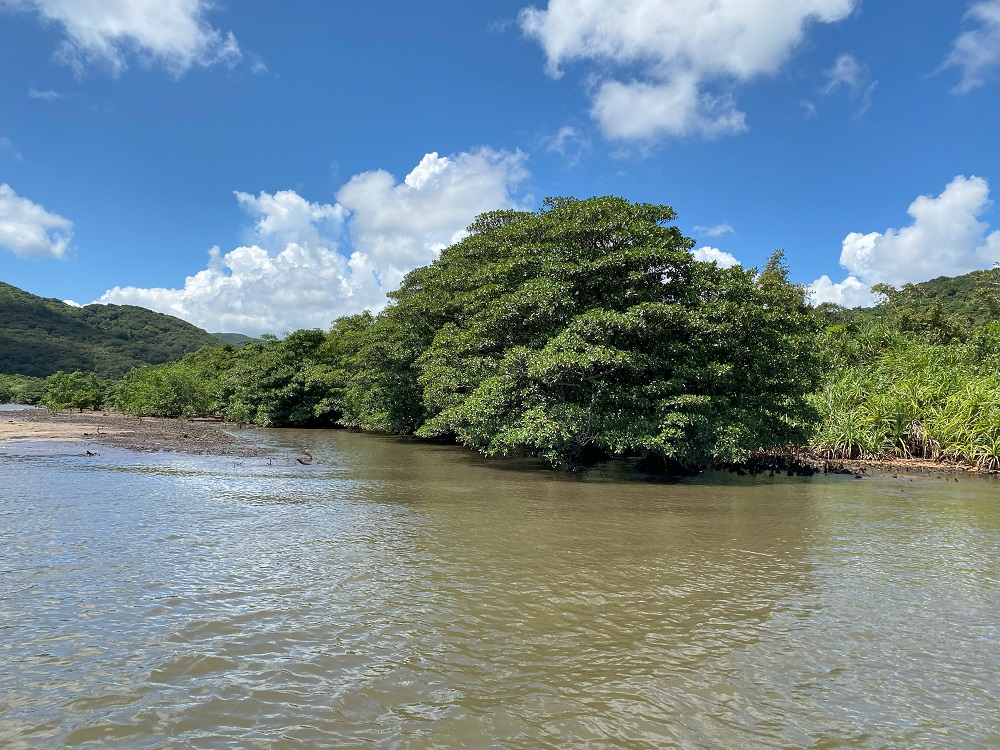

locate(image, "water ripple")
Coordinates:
0 435 997 749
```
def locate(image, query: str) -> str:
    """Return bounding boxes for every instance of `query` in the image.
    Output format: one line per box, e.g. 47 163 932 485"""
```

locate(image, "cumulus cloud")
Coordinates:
233 189 347 245
809 175 1000 306
336 149 529 290
808 274 874 307
940 1 1000 94
4 0 241 76
693 246 740 268
0 183 73 258
519 0 855 141
98 149 529 335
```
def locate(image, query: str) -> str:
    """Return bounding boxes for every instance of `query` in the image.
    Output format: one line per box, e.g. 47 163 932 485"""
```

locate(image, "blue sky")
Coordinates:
1 0 997 335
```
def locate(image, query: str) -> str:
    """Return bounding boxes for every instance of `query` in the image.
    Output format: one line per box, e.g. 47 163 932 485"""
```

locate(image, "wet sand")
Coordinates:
0 409 266 457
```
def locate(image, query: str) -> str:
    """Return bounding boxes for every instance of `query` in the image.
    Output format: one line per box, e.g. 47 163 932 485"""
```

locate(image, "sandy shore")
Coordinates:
0 408 266 457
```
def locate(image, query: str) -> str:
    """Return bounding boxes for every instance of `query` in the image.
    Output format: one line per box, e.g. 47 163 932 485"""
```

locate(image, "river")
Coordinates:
1 428 997 749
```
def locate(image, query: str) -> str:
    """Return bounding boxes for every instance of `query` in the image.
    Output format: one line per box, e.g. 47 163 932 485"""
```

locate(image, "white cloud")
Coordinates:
940 1 1000 94
693 246 740 268
97 148 530 335
820 53 876 117
4 0 241 76
693 223 734 238
519 0 855 141
545 125 591 165
0 136 24 161
808 274 874 307
27 88 69 100
809 175 1000 305
822 53 865 93
335 149 529 290
233 189 346 245
0 183 73 259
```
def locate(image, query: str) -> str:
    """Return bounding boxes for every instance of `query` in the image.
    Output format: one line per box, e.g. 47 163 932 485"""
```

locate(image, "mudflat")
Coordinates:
0 409 264 457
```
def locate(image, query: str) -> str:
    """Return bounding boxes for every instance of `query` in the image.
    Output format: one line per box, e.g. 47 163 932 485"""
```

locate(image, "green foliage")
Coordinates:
809 264 1000 470
341 197 821 469
0 281 221 378
220 330 339 426
871 282 969 344
210 332 256 347
809 342 1000 471
115 345 238 418
43 371 105 412
0 373 47 404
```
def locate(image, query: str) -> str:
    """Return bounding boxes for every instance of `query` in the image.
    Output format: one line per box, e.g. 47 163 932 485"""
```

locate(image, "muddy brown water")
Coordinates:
1 428 997 749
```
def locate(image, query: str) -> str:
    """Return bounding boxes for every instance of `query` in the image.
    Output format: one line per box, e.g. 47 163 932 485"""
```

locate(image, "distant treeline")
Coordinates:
5 197 998 472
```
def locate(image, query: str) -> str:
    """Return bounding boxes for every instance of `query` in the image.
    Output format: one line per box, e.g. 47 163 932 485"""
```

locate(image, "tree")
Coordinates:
220 330 335 426
342 196 821 469
972 262 1000 318
873 281 968 344
43 371 104 412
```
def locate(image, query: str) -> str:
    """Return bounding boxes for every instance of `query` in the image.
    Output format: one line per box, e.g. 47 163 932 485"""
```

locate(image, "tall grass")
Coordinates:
809 341 1000 471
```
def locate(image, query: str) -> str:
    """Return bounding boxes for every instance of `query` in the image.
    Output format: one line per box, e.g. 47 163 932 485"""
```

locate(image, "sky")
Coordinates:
0 0 997 335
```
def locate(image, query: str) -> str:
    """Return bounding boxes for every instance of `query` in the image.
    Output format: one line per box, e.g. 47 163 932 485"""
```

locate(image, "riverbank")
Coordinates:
0 408 265 457
3 407 995 476
742 449 999 478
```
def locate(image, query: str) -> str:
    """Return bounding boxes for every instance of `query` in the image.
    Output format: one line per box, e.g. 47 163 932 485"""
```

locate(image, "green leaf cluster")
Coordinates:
0 373 46 405
338 196 820 468
43 371 106 412
809 336 1000 471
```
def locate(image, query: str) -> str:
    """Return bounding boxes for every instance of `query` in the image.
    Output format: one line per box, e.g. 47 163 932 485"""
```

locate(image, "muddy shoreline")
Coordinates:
739 449 999 478
0 408 266 457
3 407 997 476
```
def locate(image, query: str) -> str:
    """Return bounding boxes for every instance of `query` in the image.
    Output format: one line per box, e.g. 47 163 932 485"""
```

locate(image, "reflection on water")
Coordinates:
0 429 997 749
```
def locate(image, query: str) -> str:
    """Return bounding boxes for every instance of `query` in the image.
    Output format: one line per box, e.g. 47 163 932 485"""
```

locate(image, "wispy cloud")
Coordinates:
544 125 591 166
818 53 877 118
0 137 24 161
28 88 70 101
939 1 1000 94
693 223 734 238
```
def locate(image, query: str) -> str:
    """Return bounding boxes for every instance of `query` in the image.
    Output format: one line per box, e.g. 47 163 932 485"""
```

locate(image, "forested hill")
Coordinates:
210 332 255 347
0 281 221 378
837 268 999 324
907 269 999 321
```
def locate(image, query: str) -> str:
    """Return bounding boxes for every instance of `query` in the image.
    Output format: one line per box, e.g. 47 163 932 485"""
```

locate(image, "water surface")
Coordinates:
1 429 997 749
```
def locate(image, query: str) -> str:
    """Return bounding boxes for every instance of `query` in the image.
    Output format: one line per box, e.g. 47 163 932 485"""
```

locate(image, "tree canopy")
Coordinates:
339 196 820 469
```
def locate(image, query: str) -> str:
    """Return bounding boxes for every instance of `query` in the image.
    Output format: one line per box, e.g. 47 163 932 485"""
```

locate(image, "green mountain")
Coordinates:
829 268 999 325
908 268 999 321
210 332 255 347
0 282 222 378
